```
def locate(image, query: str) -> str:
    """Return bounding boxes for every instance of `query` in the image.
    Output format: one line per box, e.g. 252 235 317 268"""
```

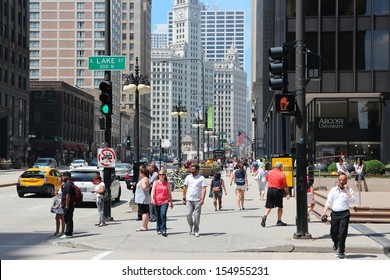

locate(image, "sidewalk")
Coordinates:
50 170 390 257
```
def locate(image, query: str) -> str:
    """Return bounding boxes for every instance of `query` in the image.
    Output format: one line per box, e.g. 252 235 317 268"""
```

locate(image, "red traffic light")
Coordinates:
99 81 112 92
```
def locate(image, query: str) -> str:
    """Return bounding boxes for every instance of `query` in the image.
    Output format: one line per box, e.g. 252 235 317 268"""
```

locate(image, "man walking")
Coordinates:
60 171 75 239
261 162 290 227
321 174 355 259
182 163 207 237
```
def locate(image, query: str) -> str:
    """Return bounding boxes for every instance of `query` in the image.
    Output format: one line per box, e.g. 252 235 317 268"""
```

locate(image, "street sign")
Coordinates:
97 148 116 168
88 56 126 71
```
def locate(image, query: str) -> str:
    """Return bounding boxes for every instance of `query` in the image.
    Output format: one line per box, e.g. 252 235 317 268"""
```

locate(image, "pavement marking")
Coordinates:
90 251 113 260
352 224 390 254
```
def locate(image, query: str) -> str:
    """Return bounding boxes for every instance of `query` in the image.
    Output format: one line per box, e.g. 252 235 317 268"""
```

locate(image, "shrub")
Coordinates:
364 160 385 174
327 162 337 173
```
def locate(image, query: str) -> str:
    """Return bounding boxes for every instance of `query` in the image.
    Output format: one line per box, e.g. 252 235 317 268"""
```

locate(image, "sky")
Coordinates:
151 0 252 77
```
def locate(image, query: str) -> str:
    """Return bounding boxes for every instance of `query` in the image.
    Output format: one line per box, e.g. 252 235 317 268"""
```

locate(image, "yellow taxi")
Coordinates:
16 167 62 198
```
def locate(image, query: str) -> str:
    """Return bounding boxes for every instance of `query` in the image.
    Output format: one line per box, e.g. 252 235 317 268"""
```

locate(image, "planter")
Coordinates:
199 167 219 178
0 163 12 170
12 161 23 169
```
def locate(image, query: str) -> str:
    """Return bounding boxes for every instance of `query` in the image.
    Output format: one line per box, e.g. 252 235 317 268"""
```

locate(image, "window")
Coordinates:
77 2 85 9
77 12 85 19
373 30 389 70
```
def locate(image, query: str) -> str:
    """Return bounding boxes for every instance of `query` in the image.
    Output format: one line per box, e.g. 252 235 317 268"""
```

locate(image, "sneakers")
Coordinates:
59 234 72 239
98 223 106 227
338 252 346 259
189 229 194 235
194 232 200 237
276 220 287 226
162 232 168 237
261 216 267 227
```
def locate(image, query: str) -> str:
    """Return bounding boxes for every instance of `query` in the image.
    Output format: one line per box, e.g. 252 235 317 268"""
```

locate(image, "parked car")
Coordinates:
69 159 88 170
90 158 98 166
172 158 179 165
16 167 62 197
115 163 132 181
155 161 167 170
70 166 122 203
33 157 57 168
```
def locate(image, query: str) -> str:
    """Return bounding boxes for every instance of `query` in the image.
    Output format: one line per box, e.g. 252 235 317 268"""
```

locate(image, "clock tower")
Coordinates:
172 0 202 58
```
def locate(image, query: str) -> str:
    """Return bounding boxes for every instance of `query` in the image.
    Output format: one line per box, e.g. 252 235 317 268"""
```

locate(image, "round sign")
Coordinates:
98 148 116 167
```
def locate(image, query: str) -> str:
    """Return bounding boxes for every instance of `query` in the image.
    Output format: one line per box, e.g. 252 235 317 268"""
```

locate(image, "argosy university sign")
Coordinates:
315 117 347 129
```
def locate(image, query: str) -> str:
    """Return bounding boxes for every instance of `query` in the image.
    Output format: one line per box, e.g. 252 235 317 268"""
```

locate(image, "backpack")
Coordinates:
72 182 83 205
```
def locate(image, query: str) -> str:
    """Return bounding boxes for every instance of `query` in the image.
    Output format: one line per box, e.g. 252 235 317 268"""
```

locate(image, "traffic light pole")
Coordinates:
293 0 311 239
103 0 113 221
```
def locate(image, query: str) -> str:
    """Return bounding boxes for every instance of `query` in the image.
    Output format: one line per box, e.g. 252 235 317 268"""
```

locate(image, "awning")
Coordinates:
78 144 87 152
72 144 79 151
63 144 72 150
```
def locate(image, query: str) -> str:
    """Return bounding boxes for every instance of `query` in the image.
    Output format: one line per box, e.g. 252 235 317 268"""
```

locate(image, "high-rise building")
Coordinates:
0 0 30 161
29 0 122 158
254 0 390 164
151 24 169 49
121 0 152 160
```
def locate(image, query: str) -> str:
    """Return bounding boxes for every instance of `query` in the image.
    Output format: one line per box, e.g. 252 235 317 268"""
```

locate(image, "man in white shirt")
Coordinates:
321 174 355 259
182 163 207 237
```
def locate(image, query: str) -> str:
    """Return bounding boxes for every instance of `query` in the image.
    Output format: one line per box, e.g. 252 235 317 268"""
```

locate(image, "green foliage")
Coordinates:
327 162 337 173
364 160 385 174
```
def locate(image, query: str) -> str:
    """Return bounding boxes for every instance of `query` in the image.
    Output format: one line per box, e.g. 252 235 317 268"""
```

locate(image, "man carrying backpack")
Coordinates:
60 171 75 239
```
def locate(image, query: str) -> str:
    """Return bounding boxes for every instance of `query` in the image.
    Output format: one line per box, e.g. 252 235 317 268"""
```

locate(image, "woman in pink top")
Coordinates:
151 170 173 237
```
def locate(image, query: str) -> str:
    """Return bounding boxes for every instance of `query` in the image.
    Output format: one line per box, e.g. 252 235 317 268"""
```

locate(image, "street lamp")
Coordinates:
171 99 187 168
123 57 151 163
160 58 205 159
192 111 205 163
204 129 213 159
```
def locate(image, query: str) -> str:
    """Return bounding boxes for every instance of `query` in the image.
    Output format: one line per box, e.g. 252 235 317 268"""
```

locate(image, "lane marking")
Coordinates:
90 251 113 260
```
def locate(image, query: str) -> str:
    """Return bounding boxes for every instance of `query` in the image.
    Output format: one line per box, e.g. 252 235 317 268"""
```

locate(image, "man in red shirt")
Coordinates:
261 162 290 227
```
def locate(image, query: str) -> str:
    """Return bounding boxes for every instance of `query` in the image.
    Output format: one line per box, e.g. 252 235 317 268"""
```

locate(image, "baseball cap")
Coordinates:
62 171 71 177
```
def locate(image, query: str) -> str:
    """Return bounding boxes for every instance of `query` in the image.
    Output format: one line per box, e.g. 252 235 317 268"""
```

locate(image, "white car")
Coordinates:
69 159 88 170
69 167 121 203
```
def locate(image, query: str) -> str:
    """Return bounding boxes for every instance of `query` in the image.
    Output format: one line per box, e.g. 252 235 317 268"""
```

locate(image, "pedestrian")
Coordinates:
148 164 159 222
134 166 150 231
182 163 207 237
354 157 368 192
60 171 75 239
151 170 173 237
226 160 234 177
321 174 355 259
230 163 248 210
91 174 106 227
51 185 65 236
336 158 349 176
307 178 315 221
261 162 290 227
254 164 268 201
210 172 227 211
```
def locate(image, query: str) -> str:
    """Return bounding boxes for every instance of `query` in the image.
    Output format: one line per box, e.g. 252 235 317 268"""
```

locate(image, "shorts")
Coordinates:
137 203 150 214
235 184 246 191
265 187 284 209
307 192 315 206
355 174 365 181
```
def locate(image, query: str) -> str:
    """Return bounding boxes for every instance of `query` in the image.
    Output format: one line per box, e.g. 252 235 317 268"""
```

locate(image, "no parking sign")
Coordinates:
97 148 116 168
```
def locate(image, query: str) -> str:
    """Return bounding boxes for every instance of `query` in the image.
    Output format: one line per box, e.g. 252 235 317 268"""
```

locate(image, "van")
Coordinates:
33 158 57 168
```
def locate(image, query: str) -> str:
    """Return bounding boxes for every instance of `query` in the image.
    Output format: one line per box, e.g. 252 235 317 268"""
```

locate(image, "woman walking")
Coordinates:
91 175 106 227
254 165 268 201
210 172 227 211
151 170 173 237
230 163 248 210
135 166 150 231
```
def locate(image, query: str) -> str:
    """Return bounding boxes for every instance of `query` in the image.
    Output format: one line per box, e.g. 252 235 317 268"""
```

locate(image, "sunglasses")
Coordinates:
158 174 165 176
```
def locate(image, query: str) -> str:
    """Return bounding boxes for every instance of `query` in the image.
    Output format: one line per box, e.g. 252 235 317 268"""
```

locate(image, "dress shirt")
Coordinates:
325 186 355 212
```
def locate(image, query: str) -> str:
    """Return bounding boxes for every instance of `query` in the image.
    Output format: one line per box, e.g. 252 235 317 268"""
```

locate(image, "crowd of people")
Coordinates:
49 156 362 258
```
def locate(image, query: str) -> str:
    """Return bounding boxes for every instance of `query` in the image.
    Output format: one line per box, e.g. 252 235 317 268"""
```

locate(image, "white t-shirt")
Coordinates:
184 174 207 201
94 182 105 198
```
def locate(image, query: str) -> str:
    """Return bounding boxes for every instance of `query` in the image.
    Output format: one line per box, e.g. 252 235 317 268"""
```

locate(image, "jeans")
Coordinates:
155 203 169 233
96 196 105 224
63 204 75 236
186 200 202 233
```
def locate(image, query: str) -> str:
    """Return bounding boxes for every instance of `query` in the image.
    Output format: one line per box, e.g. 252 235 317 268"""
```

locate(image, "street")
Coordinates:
0 165 389 261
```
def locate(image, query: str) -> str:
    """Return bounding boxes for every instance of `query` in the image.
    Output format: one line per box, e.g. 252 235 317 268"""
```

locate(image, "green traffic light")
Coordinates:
101 104 110 115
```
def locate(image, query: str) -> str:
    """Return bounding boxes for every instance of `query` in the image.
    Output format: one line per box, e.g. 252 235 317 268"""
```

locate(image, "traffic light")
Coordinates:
275 94 295 113
269 46 288 92
126 136 131 149
99 81 112 115
307 162 315 188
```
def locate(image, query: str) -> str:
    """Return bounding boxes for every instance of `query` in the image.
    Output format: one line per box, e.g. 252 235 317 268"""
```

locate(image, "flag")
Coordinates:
236 131 245 146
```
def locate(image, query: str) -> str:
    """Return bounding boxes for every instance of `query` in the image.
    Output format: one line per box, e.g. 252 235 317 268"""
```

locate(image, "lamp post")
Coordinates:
123 57 151 164
192 110 205 163
161 58 205 158
171 99 187 168
204 129 213 159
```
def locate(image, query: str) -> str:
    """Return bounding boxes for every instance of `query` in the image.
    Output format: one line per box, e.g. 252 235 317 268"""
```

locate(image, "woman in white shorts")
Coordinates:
254 165 268 200
230 163 248 210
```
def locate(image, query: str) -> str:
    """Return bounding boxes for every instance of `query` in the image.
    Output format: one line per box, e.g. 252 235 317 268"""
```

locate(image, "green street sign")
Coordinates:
88 56 126 71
